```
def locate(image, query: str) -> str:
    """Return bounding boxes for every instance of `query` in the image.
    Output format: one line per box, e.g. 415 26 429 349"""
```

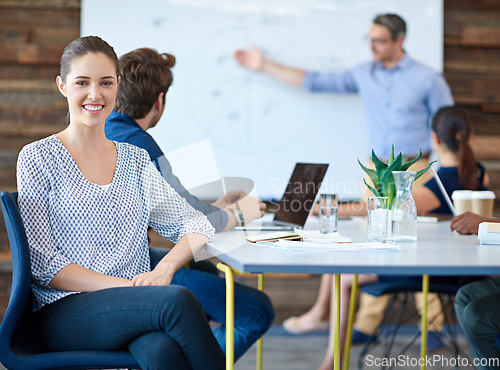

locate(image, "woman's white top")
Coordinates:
17 135 214 310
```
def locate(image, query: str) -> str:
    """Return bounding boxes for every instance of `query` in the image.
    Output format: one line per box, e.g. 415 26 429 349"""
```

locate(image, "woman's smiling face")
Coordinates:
56 52 119 128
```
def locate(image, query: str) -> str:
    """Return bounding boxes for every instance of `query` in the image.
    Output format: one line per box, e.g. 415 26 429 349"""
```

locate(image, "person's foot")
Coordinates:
317 352 335 370
352 328 378 344
427 331 444 351
317 360 335 370
282 315 329 335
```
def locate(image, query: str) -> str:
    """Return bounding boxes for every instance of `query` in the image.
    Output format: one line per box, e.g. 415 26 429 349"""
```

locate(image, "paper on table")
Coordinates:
293 229 351 243
259 240 400 252
417 216 438 223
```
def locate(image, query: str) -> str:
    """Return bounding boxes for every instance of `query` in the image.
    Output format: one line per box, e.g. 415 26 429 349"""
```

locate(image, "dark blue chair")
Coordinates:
357 279 465 370
0 191 140 369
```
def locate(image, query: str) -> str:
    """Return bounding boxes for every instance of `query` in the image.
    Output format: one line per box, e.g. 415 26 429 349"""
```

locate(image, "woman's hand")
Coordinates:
133 234 209 285
132 268 174 286
450 212 493 235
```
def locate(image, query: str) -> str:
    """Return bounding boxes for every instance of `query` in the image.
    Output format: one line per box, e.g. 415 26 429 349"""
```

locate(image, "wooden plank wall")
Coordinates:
0 0 80 251
0 0 499 252
445 0 500 205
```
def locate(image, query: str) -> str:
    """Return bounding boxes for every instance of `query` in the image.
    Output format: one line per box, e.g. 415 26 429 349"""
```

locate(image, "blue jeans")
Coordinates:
455 277 500 370
150 249 275 361
36 285 225 370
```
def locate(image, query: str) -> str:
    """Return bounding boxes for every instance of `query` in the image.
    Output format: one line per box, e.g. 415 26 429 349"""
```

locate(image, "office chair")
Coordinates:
357 279 466 370
0 191 140 370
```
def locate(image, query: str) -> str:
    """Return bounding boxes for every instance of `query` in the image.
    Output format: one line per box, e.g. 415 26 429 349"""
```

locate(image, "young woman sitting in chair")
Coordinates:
17 36 226 369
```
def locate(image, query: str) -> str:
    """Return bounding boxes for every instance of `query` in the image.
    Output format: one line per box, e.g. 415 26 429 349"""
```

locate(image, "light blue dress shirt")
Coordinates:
303 54 454 158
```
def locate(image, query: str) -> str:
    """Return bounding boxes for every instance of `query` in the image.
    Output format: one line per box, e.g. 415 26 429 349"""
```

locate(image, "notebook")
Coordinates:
234 162 329 231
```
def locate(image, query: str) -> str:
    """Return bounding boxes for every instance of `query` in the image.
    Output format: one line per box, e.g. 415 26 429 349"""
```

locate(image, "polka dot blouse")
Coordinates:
17 135 215 310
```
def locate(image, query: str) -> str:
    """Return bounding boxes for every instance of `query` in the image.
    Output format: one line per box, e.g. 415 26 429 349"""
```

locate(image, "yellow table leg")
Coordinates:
420 274 429 370
256 273 264 370
334 273 341 370
343 274 358 370
217 263 235 370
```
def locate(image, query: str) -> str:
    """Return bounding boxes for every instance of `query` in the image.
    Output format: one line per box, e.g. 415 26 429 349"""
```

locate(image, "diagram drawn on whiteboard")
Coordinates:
186 24 326 153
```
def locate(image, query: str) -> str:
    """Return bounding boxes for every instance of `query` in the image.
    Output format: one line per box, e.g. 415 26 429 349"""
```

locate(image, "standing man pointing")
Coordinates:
234 13 453 164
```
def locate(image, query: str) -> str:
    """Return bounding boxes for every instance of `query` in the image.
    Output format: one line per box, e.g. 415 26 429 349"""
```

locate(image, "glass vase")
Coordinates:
391 171 417 242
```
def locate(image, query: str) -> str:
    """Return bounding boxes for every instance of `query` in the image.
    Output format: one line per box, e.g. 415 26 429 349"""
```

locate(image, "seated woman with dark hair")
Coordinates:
284 105 490 370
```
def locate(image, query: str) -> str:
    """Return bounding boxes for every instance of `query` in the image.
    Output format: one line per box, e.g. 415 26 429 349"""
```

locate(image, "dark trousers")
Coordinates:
37 285 225 370
455 277 500 370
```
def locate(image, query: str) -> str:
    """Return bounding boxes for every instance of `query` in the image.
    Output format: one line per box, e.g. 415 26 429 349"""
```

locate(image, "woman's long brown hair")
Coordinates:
432 106 479 190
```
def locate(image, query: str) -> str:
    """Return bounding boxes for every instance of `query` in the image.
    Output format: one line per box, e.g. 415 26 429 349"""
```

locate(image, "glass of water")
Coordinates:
319 193 338 234
367 196 389 242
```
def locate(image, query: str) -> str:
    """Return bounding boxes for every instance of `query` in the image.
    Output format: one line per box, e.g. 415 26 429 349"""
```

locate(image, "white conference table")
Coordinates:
205 216 500 370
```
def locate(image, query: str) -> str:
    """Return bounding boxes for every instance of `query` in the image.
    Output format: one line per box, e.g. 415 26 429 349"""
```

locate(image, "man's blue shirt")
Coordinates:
303 54 454 158
105 111 228 232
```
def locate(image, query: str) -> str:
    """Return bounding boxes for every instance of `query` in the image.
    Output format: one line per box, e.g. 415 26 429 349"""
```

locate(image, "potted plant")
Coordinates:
358 146 435 209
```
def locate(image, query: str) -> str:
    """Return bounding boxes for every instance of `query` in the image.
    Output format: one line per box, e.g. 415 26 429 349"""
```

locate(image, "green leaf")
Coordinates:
415 160 437 180
380 154 403 207
371 149 388 173
381 153 403 181
363 178 382 198
387 145 395 166
357 159 380 190
401 150 423 171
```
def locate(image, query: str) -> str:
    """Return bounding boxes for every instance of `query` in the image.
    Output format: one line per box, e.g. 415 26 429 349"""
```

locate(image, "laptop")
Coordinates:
234 162 329 231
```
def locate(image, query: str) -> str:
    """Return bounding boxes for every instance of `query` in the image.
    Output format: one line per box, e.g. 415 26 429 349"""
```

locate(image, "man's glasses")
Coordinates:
362 34 391 46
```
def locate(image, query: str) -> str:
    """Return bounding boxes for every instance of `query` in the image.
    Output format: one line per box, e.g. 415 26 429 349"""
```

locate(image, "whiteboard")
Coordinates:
82 0 443 201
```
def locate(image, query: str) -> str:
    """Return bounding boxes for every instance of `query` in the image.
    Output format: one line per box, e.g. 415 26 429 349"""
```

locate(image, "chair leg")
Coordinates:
357 293 405 370
438 294 460 368
437 293 476 369
358 291 430 370
383 293 411 370
358 286 471 370
384 293 426 370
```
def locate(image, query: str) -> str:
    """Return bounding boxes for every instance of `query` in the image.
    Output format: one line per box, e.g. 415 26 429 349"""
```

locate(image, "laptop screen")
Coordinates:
273 163 329 227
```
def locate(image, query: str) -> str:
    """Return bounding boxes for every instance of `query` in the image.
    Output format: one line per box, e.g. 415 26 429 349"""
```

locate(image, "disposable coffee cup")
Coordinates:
471 191 496 218
452 190 474 215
